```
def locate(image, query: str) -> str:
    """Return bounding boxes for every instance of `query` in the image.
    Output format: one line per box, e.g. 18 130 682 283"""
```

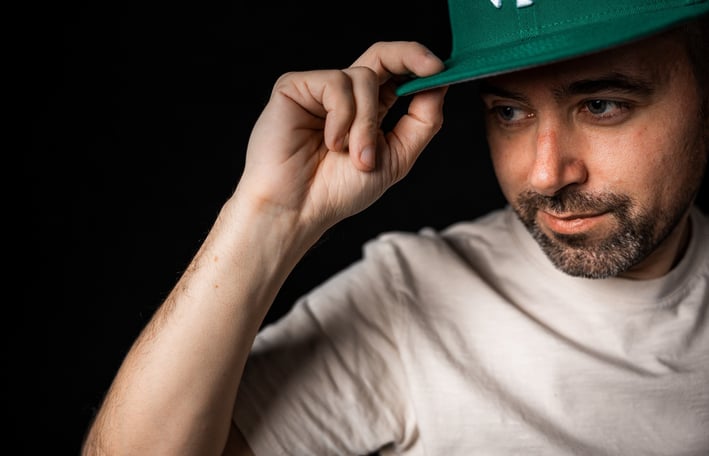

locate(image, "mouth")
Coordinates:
538 210 610 235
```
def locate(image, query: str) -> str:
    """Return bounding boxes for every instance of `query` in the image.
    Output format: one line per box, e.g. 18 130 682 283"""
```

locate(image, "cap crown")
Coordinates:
396 0 709 95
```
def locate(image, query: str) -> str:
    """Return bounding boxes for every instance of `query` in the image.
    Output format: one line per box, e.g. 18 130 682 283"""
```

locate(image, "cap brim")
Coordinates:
396 5 709 96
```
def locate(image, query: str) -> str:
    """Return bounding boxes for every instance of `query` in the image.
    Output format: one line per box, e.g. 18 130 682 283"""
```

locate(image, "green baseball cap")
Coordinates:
396 0 709 96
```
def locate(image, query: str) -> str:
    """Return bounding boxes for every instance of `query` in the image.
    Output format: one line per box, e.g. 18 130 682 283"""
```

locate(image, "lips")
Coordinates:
538 210 609 235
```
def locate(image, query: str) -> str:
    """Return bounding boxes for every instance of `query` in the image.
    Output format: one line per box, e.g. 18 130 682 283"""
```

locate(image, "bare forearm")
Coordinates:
82 194 321 456
82 40 446 456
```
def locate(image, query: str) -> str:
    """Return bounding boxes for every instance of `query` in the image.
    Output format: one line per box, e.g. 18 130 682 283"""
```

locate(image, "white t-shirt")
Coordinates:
234 206 709 455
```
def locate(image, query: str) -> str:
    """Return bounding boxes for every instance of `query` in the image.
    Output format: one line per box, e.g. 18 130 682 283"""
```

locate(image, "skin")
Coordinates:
81 41 447 456
482 32 707 280
81 31 706 456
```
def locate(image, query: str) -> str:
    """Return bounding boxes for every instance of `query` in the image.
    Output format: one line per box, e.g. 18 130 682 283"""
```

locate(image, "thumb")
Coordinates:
385 86 448 182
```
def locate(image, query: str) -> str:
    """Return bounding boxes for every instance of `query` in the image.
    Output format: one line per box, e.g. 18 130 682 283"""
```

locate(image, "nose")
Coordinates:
528 122 588 196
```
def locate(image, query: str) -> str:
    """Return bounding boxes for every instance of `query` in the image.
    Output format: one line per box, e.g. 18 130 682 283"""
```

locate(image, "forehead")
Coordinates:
482 31 691 90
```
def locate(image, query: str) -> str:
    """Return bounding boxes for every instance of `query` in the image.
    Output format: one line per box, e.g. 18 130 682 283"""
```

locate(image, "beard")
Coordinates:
513 190 688 279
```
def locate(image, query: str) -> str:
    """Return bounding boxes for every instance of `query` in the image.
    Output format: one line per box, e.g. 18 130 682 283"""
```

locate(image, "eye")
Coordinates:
497 106 516 121
581 99 630 121
586 100 613 115
492 106 531 123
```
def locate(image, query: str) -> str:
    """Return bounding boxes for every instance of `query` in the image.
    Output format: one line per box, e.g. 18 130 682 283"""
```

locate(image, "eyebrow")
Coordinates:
478 72 655 103
555 73 655 98
478 83 531 104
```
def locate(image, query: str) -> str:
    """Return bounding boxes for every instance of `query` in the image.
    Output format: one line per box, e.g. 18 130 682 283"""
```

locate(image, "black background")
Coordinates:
25 1 707 454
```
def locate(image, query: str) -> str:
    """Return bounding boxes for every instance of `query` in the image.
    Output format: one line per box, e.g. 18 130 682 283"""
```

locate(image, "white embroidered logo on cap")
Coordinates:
490 0 534 8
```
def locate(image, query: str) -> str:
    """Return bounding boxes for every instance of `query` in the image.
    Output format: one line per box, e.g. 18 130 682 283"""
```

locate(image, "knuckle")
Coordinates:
346 66 378 82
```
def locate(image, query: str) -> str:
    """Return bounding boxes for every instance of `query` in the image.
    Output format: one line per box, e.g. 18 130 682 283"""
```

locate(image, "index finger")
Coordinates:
350 41 445 84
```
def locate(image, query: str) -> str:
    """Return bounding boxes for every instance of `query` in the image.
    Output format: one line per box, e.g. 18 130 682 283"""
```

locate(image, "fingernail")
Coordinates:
360 146 375 169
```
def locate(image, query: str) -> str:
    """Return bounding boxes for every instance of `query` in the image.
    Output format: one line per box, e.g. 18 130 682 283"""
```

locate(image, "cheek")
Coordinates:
609 112 705 213
634 64 708 207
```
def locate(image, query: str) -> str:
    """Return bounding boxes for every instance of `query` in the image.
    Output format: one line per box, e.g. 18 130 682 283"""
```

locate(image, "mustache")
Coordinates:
515 190 632 217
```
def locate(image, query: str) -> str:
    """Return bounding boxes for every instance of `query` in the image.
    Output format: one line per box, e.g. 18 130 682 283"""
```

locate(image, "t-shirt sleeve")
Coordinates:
233 236 419 455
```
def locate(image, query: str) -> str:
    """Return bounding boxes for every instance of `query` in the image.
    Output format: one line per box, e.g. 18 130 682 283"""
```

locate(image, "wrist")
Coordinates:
217 189 326 274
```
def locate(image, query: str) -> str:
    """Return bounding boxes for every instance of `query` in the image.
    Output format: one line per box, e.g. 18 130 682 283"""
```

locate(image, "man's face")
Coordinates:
481 32 707 279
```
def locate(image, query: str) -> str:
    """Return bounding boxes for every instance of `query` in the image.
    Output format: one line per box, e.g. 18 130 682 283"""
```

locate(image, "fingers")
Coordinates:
341 67 380 171
268 69 358 152
275 67 382 171
266 41 446 175
387 85 448 181
348 42 447 180
351 41 445 84
344 42 446 171
300 68 379 172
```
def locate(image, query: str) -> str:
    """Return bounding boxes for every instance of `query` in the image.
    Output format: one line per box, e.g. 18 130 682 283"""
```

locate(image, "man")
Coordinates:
82 1 708 455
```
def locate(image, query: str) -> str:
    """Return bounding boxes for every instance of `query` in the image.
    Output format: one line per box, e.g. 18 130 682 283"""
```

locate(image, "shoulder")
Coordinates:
359 206 518 279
